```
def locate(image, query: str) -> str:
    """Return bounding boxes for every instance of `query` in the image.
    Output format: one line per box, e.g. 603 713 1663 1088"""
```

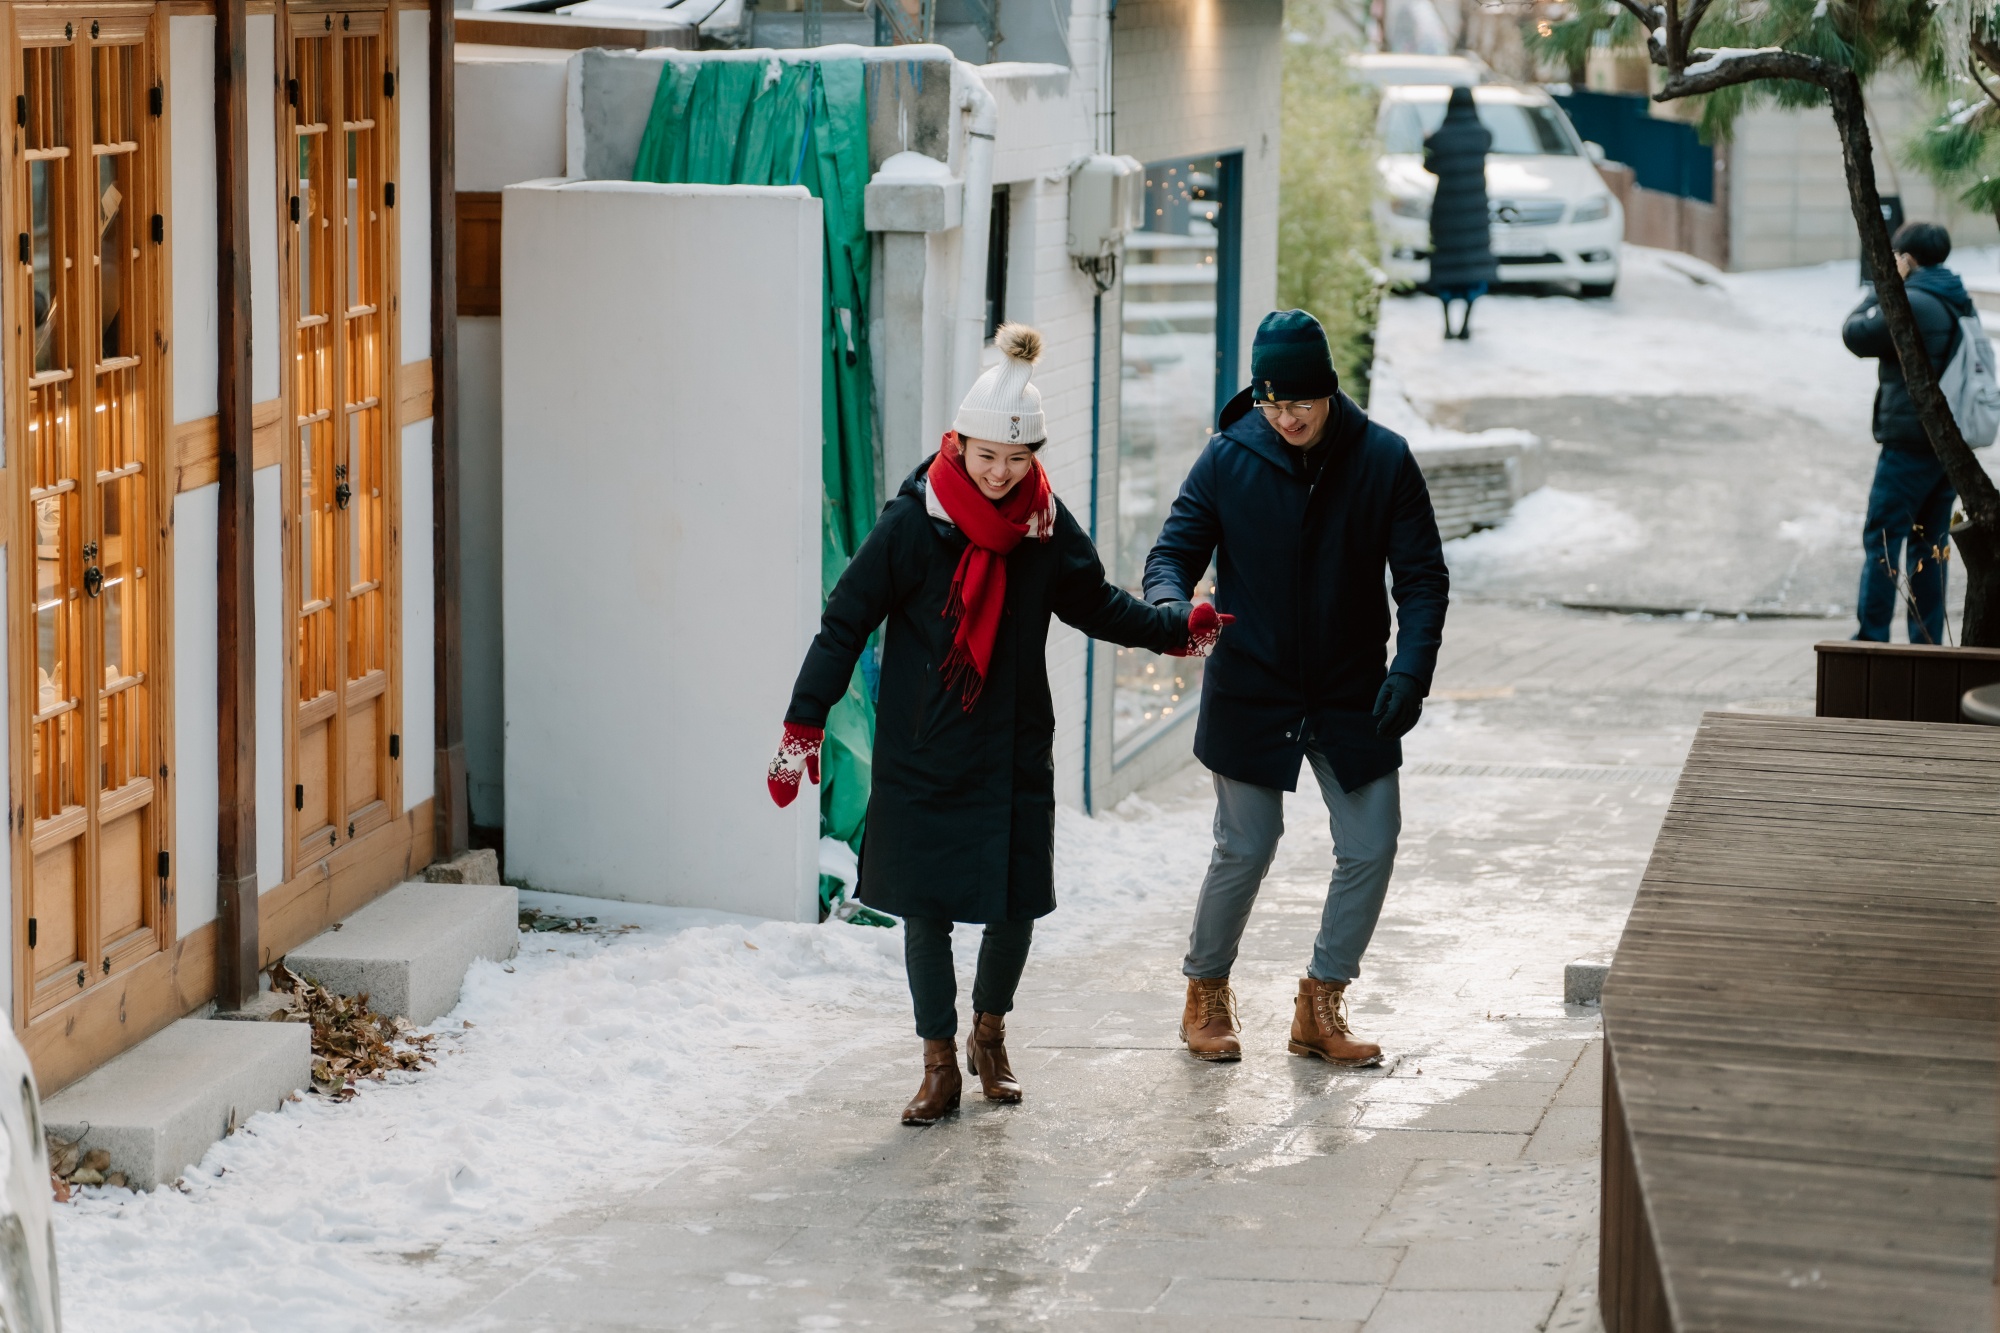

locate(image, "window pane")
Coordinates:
1115 156 1228 754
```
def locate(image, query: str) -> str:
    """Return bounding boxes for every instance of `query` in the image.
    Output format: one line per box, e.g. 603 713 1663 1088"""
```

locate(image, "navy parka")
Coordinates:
1143 390 1450 793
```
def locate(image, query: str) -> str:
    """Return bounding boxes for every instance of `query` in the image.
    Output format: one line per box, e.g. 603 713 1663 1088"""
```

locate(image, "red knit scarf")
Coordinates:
927 432 1056 710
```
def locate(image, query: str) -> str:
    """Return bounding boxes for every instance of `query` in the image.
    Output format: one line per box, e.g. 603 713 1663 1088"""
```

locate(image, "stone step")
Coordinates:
286 882 519 1025
43 1018 310 1190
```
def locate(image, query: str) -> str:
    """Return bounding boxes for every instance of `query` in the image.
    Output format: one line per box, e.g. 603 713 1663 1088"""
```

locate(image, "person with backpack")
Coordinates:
767 324 1231 1126
1842 221 1985 645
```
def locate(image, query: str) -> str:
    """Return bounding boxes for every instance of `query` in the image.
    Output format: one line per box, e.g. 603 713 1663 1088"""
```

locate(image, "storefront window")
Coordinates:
1113 154 1237 757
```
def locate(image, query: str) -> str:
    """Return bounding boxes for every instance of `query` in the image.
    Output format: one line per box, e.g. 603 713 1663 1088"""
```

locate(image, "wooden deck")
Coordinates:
1600 712 2000 1333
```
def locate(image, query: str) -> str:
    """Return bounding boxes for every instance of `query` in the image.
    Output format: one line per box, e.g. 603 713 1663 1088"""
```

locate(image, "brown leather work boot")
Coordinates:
966 1012 1023 1102
1289 977 1383 1067
902 1039 963 1125
1180 976 1242 1061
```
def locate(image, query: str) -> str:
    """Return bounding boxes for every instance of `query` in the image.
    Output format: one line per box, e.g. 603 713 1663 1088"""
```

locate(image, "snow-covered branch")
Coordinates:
1653 45 1834 98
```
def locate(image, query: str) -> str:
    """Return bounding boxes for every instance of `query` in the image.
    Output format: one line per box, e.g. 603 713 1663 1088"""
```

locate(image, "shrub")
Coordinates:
1279 38 1385 406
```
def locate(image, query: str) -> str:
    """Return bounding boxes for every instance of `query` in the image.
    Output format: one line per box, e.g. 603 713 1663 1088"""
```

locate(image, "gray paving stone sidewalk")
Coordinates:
426 605 1829 1332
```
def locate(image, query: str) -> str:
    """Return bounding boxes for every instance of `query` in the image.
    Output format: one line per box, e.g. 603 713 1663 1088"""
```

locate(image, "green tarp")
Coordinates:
632 57 878 867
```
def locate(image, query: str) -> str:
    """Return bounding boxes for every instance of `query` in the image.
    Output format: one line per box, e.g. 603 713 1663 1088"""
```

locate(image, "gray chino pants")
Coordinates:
1183 749 1400 983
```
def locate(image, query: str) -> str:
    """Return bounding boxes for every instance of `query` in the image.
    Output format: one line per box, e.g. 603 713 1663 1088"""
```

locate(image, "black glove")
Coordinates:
1372 673 1423 739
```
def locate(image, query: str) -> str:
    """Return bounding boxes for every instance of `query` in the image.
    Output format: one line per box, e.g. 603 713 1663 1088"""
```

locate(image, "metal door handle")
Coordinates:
83 565 102 598
335 482 352 510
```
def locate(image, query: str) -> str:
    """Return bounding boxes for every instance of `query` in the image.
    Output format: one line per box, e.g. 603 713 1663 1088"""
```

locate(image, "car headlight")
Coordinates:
1571 195 1612 224
1388 195 1431 220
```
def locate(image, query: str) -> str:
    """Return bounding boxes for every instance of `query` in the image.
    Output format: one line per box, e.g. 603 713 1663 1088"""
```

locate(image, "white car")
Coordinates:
1374 84 1623 297
1345 52 1488 88
0 1028 58 1331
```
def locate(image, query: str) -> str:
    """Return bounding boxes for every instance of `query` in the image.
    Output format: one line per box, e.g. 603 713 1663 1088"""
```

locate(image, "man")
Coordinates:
1842 221 1971 645
1144 310 1449 1066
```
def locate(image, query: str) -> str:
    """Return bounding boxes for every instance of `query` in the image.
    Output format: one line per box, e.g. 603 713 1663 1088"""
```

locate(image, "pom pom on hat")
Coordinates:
954 322 1047 446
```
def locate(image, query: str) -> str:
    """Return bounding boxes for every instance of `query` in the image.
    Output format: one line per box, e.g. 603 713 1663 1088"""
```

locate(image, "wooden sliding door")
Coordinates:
280 3 399 875
8 5 171 1020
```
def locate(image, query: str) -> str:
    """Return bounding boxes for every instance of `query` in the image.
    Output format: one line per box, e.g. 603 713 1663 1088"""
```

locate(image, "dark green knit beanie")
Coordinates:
1250 309 1338 402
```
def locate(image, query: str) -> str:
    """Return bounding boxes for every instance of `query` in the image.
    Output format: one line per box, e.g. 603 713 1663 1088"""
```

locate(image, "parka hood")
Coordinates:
1215 388 1371 474
1906 264 1975 319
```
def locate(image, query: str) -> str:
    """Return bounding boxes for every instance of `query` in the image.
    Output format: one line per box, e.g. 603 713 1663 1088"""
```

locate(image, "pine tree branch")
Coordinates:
1654 47 1832 97
1680 0 1715 52
1972 32 2000 110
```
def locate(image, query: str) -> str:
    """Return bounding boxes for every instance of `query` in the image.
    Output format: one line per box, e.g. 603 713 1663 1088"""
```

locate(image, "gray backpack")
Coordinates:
1939 312 2000 449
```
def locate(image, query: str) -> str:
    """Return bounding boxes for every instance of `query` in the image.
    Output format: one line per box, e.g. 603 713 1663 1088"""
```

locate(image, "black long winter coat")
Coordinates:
1842 264 1973 455
1423 91 1497 293
785 460 1188 924
1143 391 1450 795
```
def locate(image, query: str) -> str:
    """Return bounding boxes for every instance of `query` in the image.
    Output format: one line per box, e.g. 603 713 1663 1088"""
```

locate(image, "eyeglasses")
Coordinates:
1257 400 1322 423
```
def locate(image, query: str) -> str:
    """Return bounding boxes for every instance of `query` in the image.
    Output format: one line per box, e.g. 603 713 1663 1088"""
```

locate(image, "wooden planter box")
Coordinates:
1814 640 2000 723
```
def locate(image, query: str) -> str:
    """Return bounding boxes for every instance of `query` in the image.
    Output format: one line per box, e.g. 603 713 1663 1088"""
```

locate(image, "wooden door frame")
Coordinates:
3 0 177 1031
275 0 400 887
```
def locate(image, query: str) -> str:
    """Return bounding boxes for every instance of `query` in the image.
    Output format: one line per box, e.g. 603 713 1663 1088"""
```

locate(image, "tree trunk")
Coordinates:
1822 71 2000 646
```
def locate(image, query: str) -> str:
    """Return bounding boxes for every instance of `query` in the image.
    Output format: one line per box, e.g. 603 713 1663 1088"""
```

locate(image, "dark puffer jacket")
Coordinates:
1142 391 1449 795
1423 89 1498 293
1842 264 1974 454
784 460 1188 924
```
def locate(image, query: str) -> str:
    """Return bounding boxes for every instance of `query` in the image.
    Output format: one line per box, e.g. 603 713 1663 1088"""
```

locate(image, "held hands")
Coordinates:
766 723 824 808
1372 673 1423 739
1166 602 1235 659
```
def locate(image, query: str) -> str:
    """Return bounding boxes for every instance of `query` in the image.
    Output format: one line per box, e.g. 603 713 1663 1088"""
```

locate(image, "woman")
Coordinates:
767 325 1229 1125
1424 85 1497 341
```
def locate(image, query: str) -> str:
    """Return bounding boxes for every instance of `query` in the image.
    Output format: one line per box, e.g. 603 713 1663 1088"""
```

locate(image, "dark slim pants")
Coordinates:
1857 446 1956 645
903 917 1034 1041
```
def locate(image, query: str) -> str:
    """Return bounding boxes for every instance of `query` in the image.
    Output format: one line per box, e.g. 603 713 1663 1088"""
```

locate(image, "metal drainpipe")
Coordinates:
951 68 998 407
1084 289 1103 814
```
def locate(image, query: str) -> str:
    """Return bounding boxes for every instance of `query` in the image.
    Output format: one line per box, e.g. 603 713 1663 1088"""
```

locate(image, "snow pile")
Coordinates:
1445 486 1643 572
55 904 904 1332
1371 361 1541 456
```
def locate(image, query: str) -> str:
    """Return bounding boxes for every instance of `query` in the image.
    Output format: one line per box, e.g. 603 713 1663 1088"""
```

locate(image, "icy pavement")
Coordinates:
49 251 1868 1330
1378 245 2000 626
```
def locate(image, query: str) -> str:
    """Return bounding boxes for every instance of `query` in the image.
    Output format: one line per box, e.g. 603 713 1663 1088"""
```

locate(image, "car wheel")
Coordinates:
1579 280 1616 299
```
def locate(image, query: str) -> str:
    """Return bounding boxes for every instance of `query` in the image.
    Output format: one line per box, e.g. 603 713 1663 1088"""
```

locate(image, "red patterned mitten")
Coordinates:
767 723 823 808
1166 603 1235 659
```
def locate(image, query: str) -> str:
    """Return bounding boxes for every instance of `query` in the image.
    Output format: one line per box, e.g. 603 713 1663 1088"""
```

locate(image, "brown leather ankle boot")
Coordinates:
902 1038 963 1125
1180 976 1242 1061
966 1012 1022 1102
1289 977 1383 1067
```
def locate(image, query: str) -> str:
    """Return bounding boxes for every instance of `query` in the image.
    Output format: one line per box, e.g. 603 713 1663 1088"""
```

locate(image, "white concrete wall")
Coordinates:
248 14 280 404
402 419 435 810
456 46 574 830
170 16 218 425
254 467 284 893
1729 68 2000 271
174 487 220 935
399 10 433 363
457 45 571 190
501 180 821 919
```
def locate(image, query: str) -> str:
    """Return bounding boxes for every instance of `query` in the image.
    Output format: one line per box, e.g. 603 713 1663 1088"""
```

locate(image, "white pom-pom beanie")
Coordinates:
953 324 1046 446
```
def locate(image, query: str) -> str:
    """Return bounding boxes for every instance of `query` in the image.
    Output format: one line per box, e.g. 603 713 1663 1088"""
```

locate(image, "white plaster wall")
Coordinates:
174 487 220 935
403 419 436 810
169 17 218 425
458 315 504 828
502 180 821 919
254 466 284 892
399 10 432 363
248 14 280 405
456 46 571 190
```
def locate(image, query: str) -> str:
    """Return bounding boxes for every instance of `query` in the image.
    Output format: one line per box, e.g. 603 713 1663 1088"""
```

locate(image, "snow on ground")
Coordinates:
1446 487 1644 574
1377 244 1881 435
55 904 908 1331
